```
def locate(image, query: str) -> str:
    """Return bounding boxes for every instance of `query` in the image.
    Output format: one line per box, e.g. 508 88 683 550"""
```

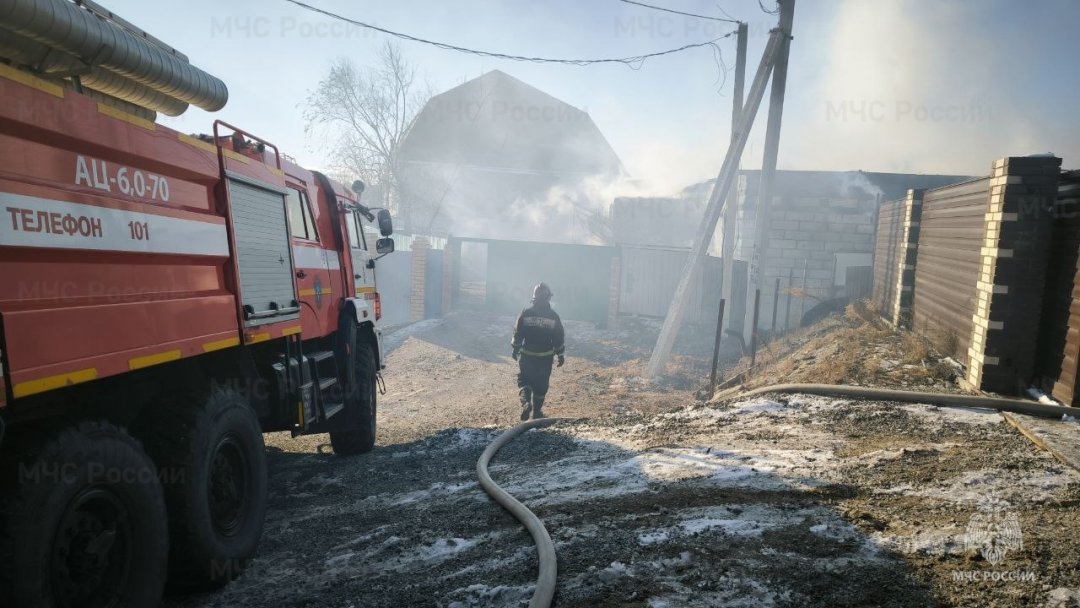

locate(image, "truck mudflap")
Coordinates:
343 297 384 366
374 325 384 370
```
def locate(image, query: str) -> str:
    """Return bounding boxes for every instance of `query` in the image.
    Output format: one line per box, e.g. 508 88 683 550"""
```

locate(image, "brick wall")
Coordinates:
410 237 429 322
963 156 1061 393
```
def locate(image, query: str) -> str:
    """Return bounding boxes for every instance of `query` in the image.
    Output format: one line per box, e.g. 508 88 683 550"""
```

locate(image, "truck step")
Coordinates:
323 402 345 420
308 350 335 364
318 377 338 391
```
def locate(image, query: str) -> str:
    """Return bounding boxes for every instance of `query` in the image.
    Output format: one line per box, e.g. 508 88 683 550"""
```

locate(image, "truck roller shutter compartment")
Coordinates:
226 173 300 326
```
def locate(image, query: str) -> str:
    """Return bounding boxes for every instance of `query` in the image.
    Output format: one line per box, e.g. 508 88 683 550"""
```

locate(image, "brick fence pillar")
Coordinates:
891 188 924 327
410 237 429 322
963 156 1061 393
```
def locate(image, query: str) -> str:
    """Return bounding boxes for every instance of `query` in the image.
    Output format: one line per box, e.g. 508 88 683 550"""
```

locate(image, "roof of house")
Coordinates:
398 70 623 176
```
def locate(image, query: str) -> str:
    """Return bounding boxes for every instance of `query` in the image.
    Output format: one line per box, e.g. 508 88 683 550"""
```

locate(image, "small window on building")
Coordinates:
286 187 319 241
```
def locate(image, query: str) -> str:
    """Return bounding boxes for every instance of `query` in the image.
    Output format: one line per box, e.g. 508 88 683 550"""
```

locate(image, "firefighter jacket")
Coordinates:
511 301 565 357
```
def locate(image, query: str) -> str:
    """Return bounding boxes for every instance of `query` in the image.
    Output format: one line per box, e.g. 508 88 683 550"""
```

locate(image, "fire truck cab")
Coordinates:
0 0 396 604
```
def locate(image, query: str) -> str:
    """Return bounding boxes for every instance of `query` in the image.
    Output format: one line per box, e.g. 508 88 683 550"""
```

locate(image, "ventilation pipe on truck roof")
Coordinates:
0 0 228 112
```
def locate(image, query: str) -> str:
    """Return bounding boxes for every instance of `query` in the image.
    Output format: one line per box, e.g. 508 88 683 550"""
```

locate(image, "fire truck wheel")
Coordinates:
330 337 378 456
5 420 169 607
145 388 267 591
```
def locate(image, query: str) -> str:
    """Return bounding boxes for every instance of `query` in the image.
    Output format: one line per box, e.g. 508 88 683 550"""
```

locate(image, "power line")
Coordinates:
281 0 737 68
616 0 741 24
758 0 780 15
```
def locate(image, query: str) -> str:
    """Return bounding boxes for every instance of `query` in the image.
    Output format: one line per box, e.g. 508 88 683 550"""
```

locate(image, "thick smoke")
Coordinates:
783 0 1078 175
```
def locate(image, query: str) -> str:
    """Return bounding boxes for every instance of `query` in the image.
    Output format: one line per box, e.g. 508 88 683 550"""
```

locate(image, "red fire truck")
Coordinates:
0 0 395 604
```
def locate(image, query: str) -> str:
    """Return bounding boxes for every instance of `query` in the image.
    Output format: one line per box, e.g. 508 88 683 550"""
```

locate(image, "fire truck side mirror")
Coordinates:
375 238 395 255
377 209 393 236
351 180 365 197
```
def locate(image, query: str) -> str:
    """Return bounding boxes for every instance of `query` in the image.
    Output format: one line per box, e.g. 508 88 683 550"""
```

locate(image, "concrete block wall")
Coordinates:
410 237 429 322
755 197 876 330
963 156 1061 394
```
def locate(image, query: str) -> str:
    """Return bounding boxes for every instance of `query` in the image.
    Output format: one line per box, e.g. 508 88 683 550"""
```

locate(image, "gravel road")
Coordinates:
165 312 1080 608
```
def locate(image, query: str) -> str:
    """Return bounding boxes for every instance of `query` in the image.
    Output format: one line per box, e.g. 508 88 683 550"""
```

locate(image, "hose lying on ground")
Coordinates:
475 385 1073 607
477 418 566 608
731 383 1076 420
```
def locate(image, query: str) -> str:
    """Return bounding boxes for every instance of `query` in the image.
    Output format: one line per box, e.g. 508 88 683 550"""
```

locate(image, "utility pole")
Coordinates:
747 0 796 343
720 21 748 333
646 25 786 378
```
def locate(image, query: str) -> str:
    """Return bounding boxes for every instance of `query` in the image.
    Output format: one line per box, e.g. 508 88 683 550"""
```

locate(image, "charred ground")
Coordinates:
165 310 1080 608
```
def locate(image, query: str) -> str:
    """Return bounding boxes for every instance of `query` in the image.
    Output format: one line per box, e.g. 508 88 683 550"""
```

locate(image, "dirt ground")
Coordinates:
165 310 1080 608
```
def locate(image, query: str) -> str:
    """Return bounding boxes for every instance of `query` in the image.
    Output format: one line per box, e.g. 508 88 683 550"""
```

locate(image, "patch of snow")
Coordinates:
638 530 671 546
599 561 631 582
341 534 492 578
447 583 533 608
382 318 444 353
329 524 391 552
874 525 966 556
646 576 786 608
325 551 355 567
727 398 788 416
896 403 1001 426
443 541 532 580
419 537 479 560
635 504 825 548
809 520 863 542
388 481 477 506
681 517 766 537
877 468 1078 504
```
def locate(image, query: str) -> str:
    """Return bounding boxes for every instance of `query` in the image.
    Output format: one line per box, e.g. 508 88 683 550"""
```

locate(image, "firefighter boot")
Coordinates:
532 395 546 420
519 387 533 421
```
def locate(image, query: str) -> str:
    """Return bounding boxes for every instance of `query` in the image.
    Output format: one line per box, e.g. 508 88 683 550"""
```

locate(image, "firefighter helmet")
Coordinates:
532 282 553 301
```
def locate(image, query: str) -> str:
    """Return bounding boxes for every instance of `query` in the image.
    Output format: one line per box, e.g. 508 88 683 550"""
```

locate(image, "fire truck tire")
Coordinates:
4 420 169 608
145 388 267 591
330 336 377 456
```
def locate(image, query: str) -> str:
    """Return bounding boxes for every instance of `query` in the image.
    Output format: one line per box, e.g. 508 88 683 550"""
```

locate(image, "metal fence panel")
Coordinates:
619 245 721 323
1041 172 1080 404
911 177 990 363
377 249 413 327
483 239 616 324
873 198 903 319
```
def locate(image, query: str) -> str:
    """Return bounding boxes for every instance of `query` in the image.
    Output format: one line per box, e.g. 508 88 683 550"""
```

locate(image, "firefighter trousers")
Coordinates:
517 354 554 409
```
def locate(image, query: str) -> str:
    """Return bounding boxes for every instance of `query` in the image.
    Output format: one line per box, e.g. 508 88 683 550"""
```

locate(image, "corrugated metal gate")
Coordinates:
618 246 722 323
911 177 990 363
845 266 873 299
449 237 616 324
872 198 903 318
376 249 413 327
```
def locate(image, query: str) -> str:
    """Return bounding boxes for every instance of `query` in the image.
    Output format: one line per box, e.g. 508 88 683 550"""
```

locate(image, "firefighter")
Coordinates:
511 282 565 420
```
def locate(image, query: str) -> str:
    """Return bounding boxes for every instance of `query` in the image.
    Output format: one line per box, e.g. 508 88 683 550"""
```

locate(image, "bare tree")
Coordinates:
304 42 431 230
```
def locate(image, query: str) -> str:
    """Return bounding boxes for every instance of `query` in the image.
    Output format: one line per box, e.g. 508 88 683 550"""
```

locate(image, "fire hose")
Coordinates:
733 383 1077 420
475 384 1075 607
476 418 565 608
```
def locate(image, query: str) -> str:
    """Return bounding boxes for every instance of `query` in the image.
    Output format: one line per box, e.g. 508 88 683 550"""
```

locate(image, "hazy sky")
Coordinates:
106 0 1080 194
